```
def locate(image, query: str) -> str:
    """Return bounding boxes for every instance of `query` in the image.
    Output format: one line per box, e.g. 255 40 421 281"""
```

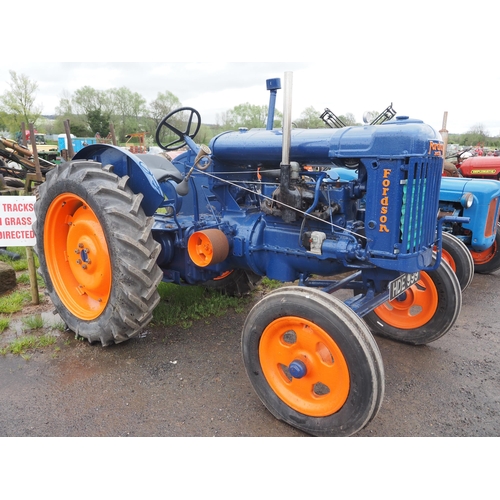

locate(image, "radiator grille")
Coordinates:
399 158 441 254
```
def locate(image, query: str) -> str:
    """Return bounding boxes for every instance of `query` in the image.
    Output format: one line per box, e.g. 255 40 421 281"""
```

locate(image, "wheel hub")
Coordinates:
289 359 307 379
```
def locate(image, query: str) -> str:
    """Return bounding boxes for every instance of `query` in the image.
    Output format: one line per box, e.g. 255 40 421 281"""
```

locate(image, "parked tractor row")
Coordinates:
32 73 500 436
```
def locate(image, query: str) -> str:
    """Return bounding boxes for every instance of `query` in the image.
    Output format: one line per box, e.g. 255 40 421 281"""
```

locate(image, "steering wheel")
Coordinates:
155 107 201 151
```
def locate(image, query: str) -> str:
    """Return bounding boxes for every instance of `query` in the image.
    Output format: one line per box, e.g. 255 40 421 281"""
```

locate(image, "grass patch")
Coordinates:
152 282 249 328
0 290 33 314
1 333 57 356
16 272 45 287
260 277 283 290
21 315 45 330
0 247 39 272
0 317 10 333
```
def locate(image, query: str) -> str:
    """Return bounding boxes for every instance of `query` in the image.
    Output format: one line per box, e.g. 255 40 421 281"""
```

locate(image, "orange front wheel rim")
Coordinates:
470 243 497 266
374 272 438 329
437 247 456 272
259 316 350 417
44 193 111 320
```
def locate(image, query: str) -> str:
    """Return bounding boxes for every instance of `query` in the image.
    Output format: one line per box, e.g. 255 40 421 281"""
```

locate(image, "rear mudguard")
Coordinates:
73 144 164 216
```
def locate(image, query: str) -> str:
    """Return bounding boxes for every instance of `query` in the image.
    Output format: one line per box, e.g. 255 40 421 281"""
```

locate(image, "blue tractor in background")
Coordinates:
34 73 462 436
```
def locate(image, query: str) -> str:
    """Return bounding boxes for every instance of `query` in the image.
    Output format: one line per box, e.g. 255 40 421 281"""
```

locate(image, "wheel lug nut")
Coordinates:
82 264 87 269
76 259 82 264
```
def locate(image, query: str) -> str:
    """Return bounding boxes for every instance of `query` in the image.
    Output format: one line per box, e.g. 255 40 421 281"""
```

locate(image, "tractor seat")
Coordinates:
136 154 184 183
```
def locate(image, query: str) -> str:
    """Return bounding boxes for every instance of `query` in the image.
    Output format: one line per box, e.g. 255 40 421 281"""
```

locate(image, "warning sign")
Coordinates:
0 196 37 246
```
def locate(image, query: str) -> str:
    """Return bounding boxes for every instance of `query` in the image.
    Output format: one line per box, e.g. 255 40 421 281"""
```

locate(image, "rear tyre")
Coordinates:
364 258 461 345
203 269 262 296
470 224 500 274
242 286 384 437
34 160 163 346
440 232 474 291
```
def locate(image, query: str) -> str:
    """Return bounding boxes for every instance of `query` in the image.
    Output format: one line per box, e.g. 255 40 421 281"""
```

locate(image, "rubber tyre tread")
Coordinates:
442 232 474 291
363 258 462 345
473 224 500 274
242 286 385 437
203 269 262 296
34 160 163 346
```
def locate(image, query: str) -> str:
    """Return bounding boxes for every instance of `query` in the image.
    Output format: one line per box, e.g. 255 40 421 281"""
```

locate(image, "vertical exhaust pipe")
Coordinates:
279 71 300 222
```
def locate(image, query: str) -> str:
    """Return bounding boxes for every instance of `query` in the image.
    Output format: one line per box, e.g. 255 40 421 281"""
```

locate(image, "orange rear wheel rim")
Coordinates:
374 272 438 329
259 316 350 417
44 193 111 320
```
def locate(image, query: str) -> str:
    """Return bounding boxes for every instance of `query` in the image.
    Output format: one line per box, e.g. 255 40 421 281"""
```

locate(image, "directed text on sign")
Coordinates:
0 197 37 246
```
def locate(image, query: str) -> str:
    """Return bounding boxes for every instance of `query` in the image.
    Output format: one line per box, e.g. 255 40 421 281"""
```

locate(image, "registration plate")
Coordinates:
389 272 420 300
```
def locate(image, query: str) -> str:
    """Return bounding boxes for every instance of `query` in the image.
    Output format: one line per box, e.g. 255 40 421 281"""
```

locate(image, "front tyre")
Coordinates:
470 224 500 274
242 286 384 437
34 160 163 346
364 258 461 345
440 232 474 291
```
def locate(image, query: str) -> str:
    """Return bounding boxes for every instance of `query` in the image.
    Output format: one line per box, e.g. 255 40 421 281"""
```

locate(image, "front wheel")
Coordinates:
440 232 474 291
34 160 163 345
364 258 461 345
470 224 500 274
242 286 384 437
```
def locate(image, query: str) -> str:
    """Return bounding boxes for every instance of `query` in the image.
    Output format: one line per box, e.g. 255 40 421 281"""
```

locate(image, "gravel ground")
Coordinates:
0 273 499 438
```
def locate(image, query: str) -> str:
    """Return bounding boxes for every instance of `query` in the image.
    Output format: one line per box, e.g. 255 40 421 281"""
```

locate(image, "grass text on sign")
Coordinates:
0 197 37 246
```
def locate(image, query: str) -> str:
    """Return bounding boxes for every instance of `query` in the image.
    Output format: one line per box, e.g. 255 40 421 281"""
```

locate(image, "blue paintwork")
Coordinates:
73 144 164 216
336 167 500 253
439 177 500 251
73 85 454 316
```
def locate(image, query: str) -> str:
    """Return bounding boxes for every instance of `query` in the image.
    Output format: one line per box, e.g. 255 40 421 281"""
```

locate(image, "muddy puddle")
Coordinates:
0 310 64 344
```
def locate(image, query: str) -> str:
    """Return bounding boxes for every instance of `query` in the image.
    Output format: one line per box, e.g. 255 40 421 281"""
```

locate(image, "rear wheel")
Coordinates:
242 286 384 437
203 269 262 296
34 160 163 345
440 232 474 291
364 258 461 345
470 224 500 274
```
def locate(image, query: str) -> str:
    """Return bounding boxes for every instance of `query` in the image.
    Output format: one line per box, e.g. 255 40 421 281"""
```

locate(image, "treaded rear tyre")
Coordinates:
203 269 262 296
34 160 163 346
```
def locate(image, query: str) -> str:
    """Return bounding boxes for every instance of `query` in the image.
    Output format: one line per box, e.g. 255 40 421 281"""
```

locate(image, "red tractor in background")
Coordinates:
442 144 500 180
457 155 500 180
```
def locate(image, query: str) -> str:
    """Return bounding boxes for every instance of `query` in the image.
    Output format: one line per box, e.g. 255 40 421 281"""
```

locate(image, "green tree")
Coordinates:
294 106 326 128
0 70 42 133
71 86 113 136
87 109 111 137
148 91 182 128
338 112 360 126
110 87 147 141
54 90 90 136
222 102 269 129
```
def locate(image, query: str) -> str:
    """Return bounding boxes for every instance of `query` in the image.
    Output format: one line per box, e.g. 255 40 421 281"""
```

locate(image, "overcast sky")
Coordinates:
3 2 499 137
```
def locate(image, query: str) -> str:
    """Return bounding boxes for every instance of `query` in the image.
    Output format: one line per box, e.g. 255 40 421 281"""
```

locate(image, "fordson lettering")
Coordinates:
379 169 391 232
428 141 444 157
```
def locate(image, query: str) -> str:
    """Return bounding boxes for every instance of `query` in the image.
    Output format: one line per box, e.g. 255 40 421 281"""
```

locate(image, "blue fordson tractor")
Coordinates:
34 73 462 437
